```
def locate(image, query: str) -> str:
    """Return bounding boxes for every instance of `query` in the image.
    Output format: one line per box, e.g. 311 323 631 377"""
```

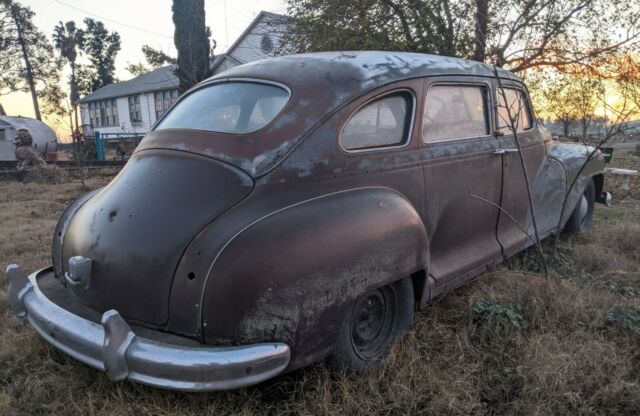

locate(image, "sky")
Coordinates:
2 0 287 127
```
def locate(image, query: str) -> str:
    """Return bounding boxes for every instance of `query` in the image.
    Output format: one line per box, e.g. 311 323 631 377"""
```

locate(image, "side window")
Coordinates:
340 93 413 151
423 85 490 143
497 88 533 133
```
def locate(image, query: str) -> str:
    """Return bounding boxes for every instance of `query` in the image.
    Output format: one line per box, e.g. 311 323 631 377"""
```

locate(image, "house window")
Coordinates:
154 89 179 119
128 95 142 123
88 99 119 127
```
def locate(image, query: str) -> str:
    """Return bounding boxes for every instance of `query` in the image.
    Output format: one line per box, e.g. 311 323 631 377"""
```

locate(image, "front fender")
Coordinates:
546 142 606 226
201 187 428 368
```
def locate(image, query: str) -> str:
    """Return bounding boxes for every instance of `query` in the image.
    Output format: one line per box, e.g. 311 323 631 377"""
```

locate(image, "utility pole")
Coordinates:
10 3 41 120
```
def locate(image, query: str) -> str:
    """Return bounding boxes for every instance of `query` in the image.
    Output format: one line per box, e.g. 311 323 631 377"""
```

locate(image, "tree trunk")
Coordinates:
563 119 570 138
473 0 488 62
71 63 80 133
11 4 41 121
172 0 212 94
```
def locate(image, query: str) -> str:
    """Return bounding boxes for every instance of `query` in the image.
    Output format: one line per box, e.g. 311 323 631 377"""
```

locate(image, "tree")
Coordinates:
125 62 150 77
0 0 61 120
143 44 176 66
571 76 604 141
80 18 121 92
616 55 640 116
125 45 176 77
285 0 640 73
172 0 212 93
540 73 578 137
53 20 84 132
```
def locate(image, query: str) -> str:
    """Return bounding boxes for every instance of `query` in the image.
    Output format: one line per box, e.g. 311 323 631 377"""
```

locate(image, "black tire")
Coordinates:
564 180 595 234
329 277 414 371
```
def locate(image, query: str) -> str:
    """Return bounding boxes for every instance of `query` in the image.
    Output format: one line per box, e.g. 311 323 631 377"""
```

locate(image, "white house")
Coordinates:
79 11 291 135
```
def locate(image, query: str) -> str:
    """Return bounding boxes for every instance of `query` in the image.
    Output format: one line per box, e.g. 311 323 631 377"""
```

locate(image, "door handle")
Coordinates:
494 148 519 155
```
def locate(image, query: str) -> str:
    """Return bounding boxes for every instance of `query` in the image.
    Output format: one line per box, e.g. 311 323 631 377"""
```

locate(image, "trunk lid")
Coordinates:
61 149 253 325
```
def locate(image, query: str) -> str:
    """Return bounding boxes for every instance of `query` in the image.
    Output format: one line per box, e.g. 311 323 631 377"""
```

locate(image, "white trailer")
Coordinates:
0 116 58 161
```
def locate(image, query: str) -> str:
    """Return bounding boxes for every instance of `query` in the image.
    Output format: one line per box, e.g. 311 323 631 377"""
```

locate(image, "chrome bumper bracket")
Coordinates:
102 310 136 381
6 264 32 317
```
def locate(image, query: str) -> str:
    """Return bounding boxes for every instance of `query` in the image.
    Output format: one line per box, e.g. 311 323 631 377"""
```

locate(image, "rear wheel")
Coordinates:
329 277 414 371
564 180 595 233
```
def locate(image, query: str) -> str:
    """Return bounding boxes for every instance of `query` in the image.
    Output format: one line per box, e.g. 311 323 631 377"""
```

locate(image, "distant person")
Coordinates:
116 143 126 161
14 128 45 170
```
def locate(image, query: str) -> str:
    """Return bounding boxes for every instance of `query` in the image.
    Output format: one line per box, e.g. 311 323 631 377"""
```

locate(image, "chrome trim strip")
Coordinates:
6 266 291 392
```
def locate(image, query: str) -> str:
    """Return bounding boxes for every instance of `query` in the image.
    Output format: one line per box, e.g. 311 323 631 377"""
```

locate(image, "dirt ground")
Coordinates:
0 152 639 416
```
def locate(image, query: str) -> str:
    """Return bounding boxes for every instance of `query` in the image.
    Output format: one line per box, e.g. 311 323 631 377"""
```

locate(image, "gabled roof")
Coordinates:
211 10 290 72
80 66 179 103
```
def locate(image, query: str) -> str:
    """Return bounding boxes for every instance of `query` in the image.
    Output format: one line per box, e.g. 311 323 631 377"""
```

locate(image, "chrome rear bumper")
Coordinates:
5 265 291 391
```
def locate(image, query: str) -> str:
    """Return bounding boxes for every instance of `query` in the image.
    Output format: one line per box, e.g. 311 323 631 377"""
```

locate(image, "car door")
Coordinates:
493 83 547 257
419 77 504 286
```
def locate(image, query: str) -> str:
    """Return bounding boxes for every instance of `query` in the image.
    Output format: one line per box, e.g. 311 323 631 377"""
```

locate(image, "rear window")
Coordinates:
340 93 413 151
423 85 490 143
154 82 290 134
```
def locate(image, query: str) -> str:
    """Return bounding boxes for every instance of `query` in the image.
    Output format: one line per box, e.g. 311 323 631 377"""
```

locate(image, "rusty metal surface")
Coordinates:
61 150 253 325
28 52 608 384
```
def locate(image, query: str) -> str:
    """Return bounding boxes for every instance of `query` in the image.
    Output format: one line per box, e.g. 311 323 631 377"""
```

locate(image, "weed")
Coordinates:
607 307 640 334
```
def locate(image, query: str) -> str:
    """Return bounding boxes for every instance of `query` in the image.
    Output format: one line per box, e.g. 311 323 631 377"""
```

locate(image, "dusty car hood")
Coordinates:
60 149 253 326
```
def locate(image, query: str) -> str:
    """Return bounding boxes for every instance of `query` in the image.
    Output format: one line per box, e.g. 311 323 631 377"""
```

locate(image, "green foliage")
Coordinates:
172 0 212 93
607 307 640 334
142 44 175 66
284 0 640 72
472 300 525 329
125 45 176 77
125 62 151 77
80 18 121 92
0 0 62 118
52 20 84 105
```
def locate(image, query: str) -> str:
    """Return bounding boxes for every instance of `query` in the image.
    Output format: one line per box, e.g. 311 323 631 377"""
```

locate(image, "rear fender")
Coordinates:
201 187 428 368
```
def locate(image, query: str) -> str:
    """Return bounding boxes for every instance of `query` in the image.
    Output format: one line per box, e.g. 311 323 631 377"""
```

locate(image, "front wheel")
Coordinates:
564 180 595 233
329 277 414 371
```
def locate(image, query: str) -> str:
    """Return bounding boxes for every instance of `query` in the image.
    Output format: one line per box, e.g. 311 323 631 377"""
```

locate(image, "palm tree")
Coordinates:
53 21 84 134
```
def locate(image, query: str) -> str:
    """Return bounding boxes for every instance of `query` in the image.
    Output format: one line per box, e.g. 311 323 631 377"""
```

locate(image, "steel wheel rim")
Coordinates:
350 287 397 360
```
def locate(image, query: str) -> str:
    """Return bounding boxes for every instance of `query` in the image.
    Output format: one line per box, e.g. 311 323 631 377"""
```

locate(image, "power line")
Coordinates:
52 0 173 39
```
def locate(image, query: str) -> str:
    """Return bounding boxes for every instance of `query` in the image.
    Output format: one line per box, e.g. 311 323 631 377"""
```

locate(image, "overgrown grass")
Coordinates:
1 156 639 415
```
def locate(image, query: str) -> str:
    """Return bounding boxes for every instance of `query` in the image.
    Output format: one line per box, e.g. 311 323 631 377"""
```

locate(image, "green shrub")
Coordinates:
607 307 640 333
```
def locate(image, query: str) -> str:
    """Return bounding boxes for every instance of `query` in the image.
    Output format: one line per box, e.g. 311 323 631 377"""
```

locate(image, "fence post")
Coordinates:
95 131 104 161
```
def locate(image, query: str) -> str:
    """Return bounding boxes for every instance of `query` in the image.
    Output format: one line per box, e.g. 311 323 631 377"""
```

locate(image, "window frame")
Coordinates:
128 95 142 124
339 89 416 154
154 89 179 120
493 85 535 134
421 80 493 145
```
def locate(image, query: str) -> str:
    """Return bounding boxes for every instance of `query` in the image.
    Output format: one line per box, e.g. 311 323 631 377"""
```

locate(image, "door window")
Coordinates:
423 85 489 143
496 88 533 133
340 92 413 151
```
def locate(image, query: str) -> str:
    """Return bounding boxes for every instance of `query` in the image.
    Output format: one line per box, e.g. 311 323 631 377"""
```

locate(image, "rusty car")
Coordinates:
6 52 611 391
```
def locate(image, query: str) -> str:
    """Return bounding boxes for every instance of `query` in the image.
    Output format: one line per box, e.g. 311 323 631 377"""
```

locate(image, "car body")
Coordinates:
6 51 610 391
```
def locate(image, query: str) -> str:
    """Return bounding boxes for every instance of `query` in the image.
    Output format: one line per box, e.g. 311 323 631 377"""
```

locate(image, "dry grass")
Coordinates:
1 157 639 416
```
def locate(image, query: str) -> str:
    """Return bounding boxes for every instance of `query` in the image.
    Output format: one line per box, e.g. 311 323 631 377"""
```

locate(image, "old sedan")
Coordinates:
6 52 610 391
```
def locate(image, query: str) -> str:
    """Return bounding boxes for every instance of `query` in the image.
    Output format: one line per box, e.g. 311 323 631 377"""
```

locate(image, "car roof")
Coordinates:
205 51 520 96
